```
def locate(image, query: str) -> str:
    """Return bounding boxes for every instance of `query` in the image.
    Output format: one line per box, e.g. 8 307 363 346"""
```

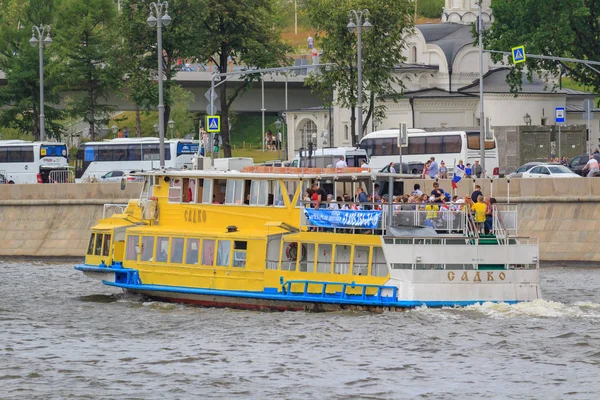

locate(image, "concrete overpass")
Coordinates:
0 68 324 113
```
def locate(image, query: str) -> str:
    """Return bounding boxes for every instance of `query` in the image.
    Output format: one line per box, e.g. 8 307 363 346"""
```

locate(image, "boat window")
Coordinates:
102 234 111 257
170 238 184 263
94 234 104 256
201 178 213 204
87 233 96 255
169 178 182 203
296 180 311 207
284 180 299 205
186 238 200 265
156 236 169 262
225 179 244 204
299 243 315 272
334 244 351 274
250 180 268 205
371 247 388 276
281 242 300 271
233 241 247 267
353 246 370 276
126 235 139 261
202 239 215 266
140 236 155 261
316 244 332 273
216 240 231 267
188 178 198 203
271 180 285 206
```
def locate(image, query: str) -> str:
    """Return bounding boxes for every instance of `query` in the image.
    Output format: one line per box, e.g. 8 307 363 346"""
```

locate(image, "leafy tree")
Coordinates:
118 0 204 137
55 0 121 140
417 0 444 19
197 0 291 157
305 0 413 144
168 84 195 137
0 0 65 140
484 0 598 93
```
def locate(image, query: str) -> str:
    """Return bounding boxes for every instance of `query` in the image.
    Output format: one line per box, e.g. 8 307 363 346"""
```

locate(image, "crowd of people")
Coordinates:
303 181 499 235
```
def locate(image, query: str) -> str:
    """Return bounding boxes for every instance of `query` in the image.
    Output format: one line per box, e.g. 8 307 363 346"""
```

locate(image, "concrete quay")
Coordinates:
0 179 598 262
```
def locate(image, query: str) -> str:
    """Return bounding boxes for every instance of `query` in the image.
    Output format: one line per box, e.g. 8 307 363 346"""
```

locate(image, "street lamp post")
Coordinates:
168 119 175 139
347 9 371 143
29 25 52 142
147 2 172 168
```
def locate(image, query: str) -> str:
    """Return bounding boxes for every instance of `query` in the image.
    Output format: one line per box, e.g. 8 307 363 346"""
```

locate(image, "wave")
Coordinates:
445 299 600 319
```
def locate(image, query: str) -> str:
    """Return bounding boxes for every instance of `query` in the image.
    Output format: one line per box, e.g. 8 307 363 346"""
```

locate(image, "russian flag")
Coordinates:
452 166 465 189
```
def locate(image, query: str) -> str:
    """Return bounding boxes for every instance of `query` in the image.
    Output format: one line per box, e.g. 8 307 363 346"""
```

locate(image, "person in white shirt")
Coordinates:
583 154 599 177
335 156 348 168
360 160 369 170
388 162 396 174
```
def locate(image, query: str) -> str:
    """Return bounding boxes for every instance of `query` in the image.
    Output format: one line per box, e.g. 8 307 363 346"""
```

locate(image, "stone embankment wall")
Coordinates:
0 179 599 262
0 183 142 257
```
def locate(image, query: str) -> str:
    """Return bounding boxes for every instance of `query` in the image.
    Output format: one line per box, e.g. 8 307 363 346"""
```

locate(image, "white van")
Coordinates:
290 147 368 168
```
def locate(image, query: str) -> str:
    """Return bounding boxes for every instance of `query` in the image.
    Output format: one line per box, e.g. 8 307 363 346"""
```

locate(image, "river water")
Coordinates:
1 261 600 399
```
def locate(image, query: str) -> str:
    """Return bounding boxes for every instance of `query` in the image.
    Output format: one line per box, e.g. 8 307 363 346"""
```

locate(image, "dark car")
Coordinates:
379 161 424 175
568 154 600 176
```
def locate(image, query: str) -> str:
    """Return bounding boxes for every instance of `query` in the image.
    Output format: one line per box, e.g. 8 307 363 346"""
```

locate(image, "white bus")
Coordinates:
290 147 369 168
75 138 199 182
0 140 69 184
359 129 499 176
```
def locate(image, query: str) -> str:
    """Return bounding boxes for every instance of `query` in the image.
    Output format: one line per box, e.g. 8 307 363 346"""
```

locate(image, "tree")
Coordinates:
168 84 195 137
0 0 65 140
55 0 121 141
484 0 598 93
305 0 413 144
197 0 291 157
118 0 204 137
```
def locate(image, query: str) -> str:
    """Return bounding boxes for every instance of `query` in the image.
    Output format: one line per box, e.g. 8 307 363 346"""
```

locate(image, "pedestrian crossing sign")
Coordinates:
511 45 526 64
206 115 220 132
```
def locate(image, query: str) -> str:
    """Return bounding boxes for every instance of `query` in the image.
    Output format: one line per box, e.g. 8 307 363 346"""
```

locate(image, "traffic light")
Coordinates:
213 133 220 152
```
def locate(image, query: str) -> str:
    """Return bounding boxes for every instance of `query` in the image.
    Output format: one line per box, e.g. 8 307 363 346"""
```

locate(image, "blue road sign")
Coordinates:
555 107 565 124
512 45 526 64
206 116 221 132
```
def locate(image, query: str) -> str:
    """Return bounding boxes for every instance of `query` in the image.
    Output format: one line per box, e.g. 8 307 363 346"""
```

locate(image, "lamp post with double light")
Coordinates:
147 2 172 168
347 9 371 142
29 25 52 142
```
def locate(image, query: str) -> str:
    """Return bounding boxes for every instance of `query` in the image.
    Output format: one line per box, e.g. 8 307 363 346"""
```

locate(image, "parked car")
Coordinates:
99 170 143 183
568 154 600 176
521 164 581 178
507 161 543 178
380 161 424 175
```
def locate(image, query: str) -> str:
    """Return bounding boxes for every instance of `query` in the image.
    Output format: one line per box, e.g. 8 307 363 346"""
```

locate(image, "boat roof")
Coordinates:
133 167 418 180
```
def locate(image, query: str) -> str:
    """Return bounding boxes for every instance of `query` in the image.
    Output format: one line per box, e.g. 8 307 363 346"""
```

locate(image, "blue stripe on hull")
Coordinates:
102 281 520 308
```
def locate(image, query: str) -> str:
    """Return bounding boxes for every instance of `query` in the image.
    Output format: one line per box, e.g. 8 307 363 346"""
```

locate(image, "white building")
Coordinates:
284 0 600 158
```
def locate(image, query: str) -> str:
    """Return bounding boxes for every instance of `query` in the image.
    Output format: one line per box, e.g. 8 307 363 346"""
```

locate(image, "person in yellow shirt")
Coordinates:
471 195 487 233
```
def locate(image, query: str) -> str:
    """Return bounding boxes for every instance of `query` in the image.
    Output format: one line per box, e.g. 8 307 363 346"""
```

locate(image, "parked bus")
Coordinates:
75 138 199 182
290 147 369 168
359 129 499 176
0 140 69 183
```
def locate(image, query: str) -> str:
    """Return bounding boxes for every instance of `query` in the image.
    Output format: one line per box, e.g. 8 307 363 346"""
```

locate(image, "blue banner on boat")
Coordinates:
303 208 382 229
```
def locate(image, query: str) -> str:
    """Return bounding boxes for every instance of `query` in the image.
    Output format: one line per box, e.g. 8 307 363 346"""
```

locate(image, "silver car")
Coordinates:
507 162 543 178
99 170 144 183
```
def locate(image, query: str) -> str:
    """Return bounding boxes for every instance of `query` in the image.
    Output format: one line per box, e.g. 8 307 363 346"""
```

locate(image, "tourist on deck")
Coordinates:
356 187 368 209
471 184 483 203
327 194 339 210
412 183 423 197
472 195 487 233
439 161 448 179
430 182 446 203
484 197 497 234
304 188 314 208
311 183 327 209
335 156 348 168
